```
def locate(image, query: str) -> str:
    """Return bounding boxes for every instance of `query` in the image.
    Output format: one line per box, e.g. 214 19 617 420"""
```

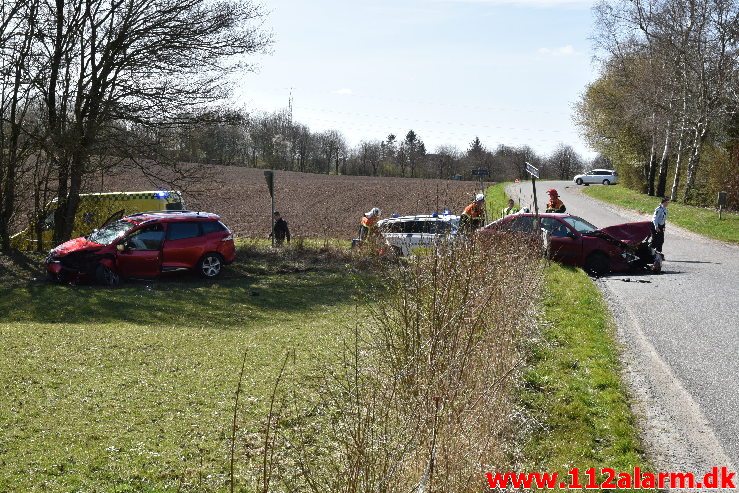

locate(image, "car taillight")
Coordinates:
221 234 233 242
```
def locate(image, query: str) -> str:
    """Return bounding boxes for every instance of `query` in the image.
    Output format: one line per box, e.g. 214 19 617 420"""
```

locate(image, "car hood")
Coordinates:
50 236 104 257
590 221 652 246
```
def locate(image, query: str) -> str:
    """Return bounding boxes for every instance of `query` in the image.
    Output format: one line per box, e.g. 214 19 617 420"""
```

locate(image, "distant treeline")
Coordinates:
142 107 597 182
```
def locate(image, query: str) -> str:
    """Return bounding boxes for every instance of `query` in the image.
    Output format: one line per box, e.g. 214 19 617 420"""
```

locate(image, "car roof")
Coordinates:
380 214 459 223
488 212 570 225
123 210 220 224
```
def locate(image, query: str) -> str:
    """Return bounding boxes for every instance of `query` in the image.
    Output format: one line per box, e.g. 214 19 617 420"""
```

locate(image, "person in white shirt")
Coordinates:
650 197 669 253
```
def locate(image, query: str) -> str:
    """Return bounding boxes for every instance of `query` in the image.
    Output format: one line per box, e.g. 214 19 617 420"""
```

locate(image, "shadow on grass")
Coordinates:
0 245 377 327
1 271 364 327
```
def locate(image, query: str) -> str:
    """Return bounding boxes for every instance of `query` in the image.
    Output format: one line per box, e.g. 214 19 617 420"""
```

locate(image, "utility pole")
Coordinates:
264 171 275 246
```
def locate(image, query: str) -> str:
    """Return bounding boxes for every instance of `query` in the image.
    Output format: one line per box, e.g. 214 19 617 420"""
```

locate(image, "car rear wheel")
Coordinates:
584 252 610 277
198 253 223 278
575 178 583 185
602 179 611 185
96 264 121 287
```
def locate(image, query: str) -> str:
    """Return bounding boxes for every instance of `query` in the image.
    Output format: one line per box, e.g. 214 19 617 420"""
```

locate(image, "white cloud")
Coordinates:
538 45 576 56
333 88 353 95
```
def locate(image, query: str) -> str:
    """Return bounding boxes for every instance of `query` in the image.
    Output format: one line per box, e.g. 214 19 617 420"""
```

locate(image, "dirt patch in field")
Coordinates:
100 165 485 239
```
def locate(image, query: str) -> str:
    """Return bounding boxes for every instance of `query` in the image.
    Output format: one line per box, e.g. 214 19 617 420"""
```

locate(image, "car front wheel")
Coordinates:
96 264 121 287
602 179 611 185
575 178 583 185
198 253 223 278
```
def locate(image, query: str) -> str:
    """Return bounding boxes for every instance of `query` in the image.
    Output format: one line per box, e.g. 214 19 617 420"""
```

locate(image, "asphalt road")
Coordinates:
507 180 739 478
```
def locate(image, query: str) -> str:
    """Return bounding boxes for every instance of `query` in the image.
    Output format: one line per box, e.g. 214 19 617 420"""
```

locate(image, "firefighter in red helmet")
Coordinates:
545 189 566 213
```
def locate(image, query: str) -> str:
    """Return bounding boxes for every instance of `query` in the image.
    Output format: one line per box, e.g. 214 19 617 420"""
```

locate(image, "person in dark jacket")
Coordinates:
270 211 291 246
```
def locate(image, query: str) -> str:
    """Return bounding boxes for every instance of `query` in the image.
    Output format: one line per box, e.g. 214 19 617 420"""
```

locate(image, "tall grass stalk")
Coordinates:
255 233 544 491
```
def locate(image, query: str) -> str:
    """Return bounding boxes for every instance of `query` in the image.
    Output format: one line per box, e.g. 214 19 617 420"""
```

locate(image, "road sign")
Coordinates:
718 191 728 219
525 162 539 178
471 169 489 176
264 170 274 197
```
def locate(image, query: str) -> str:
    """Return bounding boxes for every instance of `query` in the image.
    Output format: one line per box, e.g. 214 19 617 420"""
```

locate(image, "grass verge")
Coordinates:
521 263 654 488
582 185 738 244
485 181 512 221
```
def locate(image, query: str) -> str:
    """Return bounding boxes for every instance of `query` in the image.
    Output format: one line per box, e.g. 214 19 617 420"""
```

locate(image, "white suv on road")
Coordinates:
377 213 460 256
573 169 618 186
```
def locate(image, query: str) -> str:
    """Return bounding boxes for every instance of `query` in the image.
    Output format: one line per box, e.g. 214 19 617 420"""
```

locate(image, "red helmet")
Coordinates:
547 189 559 196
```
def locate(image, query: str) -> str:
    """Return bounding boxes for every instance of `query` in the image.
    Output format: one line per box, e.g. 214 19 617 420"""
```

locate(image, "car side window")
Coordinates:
432 221 451 234
401 221 424 234
509 216 536 233
166 222 201 240
127 224 164 251
201 221 226 234
540 217 570 238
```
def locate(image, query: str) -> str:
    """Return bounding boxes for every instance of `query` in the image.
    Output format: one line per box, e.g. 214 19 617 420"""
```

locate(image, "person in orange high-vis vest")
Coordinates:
359 207 381 241
545 189 566 213
460 193 486 233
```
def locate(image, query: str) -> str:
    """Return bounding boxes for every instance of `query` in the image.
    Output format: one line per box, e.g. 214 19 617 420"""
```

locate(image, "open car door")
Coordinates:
100 209 125 229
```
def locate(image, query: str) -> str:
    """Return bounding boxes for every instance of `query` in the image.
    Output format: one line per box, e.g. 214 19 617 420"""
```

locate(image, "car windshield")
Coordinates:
562 216 597 234
87 219 136 245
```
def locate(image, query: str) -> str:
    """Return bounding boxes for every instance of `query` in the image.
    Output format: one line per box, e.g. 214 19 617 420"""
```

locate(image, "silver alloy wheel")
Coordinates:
576 178 583 185
603 179 611 185
200 254 222 277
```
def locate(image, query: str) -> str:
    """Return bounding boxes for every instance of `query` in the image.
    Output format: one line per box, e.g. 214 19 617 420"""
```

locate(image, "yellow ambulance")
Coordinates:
12 190 184 250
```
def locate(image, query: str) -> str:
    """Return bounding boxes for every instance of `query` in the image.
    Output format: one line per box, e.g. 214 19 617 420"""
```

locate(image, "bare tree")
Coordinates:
548 144 583 180
11 0 272 244
0 1 43 250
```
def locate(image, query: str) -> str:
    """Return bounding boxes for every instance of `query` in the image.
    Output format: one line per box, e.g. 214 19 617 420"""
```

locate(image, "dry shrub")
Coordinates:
254 232 544 492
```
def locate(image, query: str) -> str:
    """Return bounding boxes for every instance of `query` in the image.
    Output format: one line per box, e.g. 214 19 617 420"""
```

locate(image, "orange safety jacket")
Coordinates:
463 202 483 218
361 215 378 228
546 198 564 211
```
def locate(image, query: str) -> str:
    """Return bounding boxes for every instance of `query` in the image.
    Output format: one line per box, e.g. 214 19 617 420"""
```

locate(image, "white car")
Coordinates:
573 169 618 186
377 213 460 256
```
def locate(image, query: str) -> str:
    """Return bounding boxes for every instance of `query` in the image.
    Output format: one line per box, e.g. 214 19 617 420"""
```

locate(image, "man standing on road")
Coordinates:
545 189 566 213
651 197 669 253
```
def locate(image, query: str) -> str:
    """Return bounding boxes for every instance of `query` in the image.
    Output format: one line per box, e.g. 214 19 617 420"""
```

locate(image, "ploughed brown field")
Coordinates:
101 165 486 239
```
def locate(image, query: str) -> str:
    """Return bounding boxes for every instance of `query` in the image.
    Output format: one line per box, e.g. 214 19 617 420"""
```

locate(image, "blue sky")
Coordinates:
236 0 599 159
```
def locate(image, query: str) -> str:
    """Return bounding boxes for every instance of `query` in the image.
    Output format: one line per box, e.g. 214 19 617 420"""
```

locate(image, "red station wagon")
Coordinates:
45 210 235 285
482 212 661 275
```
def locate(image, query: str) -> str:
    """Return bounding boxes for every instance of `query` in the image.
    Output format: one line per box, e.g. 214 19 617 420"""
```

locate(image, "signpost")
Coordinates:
718 191 727 220
471 169 490 223
524 162 540 217
264 171 275 246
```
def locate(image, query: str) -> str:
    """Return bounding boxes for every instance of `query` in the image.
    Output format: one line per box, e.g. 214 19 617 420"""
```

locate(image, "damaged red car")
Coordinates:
482 212 661 276
45 210 235 286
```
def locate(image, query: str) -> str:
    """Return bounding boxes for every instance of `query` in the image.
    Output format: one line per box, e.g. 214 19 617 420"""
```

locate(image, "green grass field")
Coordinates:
0 247 376 492
582 185 738 244
0 202 654 491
